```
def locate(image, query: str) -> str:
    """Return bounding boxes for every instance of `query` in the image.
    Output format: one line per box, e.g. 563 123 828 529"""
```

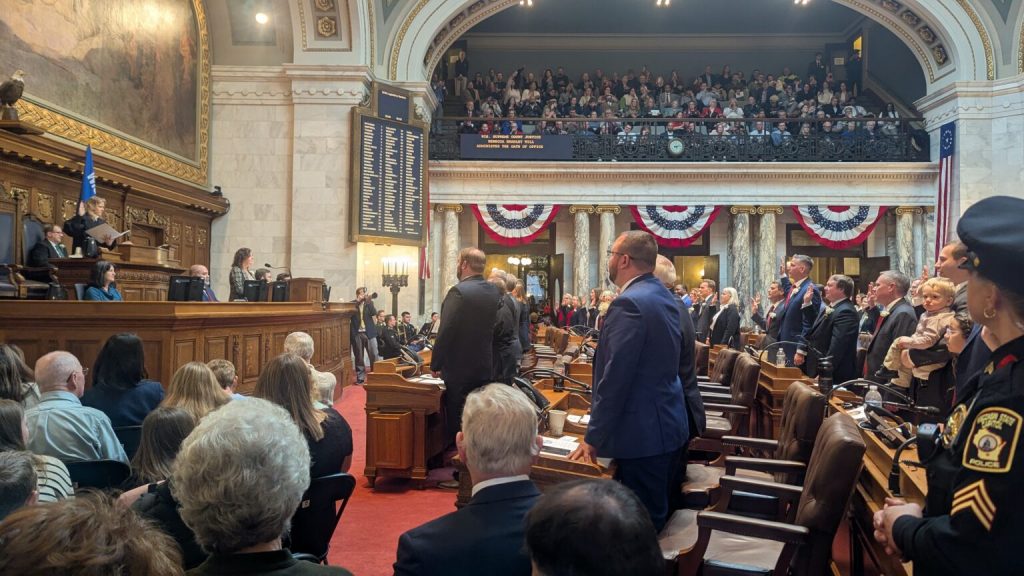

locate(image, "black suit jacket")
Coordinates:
393 480 540 576
692 296 717 341
430 275 500 386
28 240 65 268
864 299 919 382
751 300 784 346
63 213 117 253
676 301 706 437
492 294 522 381
349 299 378 340
378 325 403 359
799 299 859 384
709 306 741 350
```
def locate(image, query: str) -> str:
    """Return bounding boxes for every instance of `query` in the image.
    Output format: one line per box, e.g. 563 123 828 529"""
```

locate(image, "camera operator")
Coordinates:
350 287 378 384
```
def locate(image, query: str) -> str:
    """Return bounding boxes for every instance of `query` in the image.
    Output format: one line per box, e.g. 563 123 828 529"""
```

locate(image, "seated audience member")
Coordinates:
255 353 352 476
0 343 41 410
27 223 68 267
284 331 337 407
25 351 127 464
206 358 245 400
189 264 218 302
0 400 72 503
173 399 354 575
394 383 542 576
0 493 183 575
0 451 37 521
81 333 164 427
161 361 228 423
378 314 404 360
83 259 122 301
525 479 664 576
121 407 196 491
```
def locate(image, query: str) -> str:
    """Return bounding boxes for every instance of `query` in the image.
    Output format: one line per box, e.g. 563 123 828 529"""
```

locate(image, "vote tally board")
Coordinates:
350 84 429 246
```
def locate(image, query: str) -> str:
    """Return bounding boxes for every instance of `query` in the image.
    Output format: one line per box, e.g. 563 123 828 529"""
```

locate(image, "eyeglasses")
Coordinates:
607 250 652 265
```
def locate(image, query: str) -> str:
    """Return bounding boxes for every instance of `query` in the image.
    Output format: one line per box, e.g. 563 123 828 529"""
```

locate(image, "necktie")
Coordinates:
874 310 885 335
765 303 775 331
54 242 66 258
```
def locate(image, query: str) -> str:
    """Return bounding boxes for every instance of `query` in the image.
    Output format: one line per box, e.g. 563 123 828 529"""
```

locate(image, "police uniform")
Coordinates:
891 196 1024 574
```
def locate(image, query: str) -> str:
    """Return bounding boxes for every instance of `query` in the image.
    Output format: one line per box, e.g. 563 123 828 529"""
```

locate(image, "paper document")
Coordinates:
541 436 579 457
409 375 445 388
85 223 129 241
566 414 591 425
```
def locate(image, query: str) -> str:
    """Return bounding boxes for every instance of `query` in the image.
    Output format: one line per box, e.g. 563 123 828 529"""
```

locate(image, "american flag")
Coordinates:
936 122 955 258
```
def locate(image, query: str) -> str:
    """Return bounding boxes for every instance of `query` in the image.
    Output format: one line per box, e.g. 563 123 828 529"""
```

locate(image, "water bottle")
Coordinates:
865 385 883 409
775 347 787 367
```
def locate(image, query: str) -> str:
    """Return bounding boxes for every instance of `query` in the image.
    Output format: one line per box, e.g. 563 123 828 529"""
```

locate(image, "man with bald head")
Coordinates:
189 264 217 302
25 351 127 464
431 247 502 444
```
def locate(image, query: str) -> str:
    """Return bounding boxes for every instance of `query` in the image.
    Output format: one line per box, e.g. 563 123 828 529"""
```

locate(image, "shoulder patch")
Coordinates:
963 407 1022 473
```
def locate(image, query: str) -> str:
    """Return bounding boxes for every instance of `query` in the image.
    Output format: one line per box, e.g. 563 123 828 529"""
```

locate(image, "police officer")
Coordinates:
872 195 1024 574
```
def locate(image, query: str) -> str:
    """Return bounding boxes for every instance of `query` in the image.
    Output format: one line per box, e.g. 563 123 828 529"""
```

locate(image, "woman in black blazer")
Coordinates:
63 196 118 255
709 287 742 350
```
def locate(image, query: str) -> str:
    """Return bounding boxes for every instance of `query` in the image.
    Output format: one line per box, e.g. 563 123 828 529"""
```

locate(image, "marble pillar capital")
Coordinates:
569 205 596 214
729 205 757 215
435 203 463 213
594 204 621 214
756 205 785 215
895 206 924 216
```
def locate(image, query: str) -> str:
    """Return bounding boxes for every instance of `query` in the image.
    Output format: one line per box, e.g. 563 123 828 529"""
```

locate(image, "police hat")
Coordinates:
957 195 1024 292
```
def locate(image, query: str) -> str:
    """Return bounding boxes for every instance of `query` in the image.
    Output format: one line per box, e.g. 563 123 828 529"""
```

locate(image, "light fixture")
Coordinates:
793 0 809 4
656 0 670 5
521 257 533 266
255 12 269 24
519 0 533 6
507 256 521 265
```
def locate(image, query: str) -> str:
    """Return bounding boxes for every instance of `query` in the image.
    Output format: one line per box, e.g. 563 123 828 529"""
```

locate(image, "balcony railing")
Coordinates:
429 117 927 163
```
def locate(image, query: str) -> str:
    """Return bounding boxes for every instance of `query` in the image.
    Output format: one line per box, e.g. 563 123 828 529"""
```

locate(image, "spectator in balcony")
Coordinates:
695 82 714 108
702 98 723 119
617 123 636 144
553 66 568 88
561 96 580 117
503 82 521 111
586 111 602 135
658 85 675 109
624 99 642 119
880 103 901 136
808 52 827 85
723 98 744 119
619 87 638 113
848 96 867 117
523 81 541 104
541 68 555 93
780 66 799 84
668 111 687 136
797 123 813 140
697 65 715 88
521 95 542 118
823 96 843 118
579 86 594 108
642 96 659 117
748 120 768 140
742 95 761 117
669 70 683 91
837 81 851 106
453 50 469 98
729 81 747 104
771 121 792 145
817 82 834 107
820 120 835 136
478 113 494 136
614 76 629 98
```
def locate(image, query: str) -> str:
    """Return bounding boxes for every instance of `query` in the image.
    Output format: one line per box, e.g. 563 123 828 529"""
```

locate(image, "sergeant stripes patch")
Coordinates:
951 480 995 531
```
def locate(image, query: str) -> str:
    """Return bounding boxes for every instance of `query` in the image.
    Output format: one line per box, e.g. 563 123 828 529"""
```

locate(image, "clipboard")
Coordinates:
85 223 130 242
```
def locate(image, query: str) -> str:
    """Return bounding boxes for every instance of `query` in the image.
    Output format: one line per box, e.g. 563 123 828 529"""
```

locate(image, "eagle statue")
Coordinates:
0 70 26 121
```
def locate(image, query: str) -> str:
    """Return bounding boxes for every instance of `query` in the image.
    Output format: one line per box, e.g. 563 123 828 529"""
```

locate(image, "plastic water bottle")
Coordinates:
775 348 787 367
865 385 883 409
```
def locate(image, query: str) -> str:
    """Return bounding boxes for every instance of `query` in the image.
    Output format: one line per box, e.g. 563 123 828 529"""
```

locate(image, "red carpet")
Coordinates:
326 384 456 574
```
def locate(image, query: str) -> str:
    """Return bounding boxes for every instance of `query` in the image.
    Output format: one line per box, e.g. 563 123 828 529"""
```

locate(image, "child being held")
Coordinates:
883 277 956 388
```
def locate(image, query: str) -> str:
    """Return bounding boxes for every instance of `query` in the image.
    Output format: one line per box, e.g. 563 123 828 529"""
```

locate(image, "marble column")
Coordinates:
884 211 898 267
755 206 783 301
912 211 925 277
570 205 594 296
595 205 620 291
429 206 443 312
730 206 755 326
923 208 937 266
894 207 920 278
437 204 462 294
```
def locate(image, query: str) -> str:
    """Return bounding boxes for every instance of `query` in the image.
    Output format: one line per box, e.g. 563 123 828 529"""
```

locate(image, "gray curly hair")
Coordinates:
172 397 311 555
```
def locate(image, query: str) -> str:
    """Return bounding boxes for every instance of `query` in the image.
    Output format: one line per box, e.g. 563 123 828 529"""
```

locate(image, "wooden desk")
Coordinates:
52 256 184 301
830 400 925 576
454 387 611 507
288 277 325 302
363 361 446 488
0 301 353 396
754 355 811 438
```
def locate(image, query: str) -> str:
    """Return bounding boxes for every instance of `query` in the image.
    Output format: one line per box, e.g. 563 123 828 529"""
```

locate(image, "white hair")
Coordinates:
283 332 314 361
462 383 539 476
653 255 677 288
721 287 739 308
172 398 310 555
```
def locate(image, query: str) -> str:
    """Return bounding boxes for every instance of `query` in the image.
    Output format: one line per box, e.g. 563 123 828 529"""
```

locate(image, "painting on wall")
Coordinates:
0 0 208 182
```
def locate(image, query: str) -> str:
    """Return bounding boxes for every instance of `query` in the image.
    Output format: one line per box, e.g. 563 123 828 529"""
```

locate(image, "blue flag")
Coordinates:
80 145 96 204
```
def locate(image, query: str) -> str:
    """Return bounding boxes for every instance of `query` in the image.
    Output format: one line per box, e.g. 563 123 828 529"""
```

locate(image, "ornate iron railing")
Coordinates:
428 117 927 162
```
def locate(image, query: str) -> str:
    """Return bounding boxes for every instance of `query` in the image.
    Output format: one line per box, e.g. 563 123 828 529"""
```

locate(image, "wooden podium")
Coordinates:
288 277 325 302
754 354 811 438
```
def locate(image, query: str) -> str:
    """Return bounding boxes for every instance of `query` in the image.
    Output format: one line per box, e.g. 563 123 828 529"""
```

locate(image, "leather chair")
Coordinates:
66 459 131 491
661 413 866 576
288 473 357 564
113 425 144 460
694 341 710 377
691 353 761 456
698 347 741 394
681 381 825 509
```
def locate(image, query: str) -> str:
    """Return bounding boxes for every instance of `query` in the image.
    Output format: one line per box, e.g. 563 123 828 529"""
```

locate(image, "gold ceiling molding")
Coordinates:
367 0 377 66
13 0 210 186
390 0 431 79
729 206 757 215
569 205 595 214
423 0 513 77
595 205 621 214
953 0 994 80
756 205 785 215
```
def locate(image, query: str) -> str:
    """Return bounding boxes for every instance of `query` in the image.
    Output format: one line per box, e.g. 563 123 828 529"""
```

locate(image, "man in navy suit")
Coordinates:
569 231 687 531
863 271 918 383
189 265 218 302
796 274 860 384
775 254 822 363
27 223 68 267
691 279 718 342
394 384 542 576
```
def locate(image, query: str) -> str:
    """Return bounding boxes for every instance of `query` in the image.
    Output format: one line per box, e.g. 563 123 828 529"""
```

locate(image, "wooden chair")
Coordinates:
65 460 131 491
289 473 357 564
662 413 866 576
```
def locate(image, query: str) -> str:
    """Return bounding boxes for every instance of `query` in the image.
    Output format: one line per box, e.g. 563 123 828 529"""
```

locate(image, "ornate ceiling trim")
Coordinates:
953 0 994 80
390 0 432 79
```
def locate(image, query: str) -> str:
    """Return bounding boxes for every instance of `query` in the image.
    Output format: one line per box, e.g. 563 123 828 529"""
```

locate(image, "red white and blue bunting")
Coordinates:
629 205 722 248
471 204 561 246
791 205 887 249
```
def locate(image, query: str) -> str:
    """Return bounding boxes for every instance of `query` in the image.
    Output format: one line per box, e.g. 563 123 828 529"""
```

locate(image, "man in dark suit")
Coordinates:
691 278 717 342
27 223 68 267
189 264 218 302
431 248 501 440
795 274 860 385
378 315 403 360
775 254 822 363
394 384 542 576
864 270 918 383
488 273 520 383
570 231 687 532
750 281 785 347
350 287 378 384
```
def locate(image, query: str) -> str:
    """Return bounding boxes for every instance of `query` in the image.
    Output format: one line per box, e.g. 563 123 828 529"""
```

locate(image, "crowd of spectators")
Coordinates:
437 53 906 142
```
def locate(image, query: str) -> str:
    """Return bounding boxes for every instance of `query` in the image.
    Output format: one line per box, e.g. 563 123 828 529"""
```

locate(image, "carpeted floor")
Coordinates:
325 384 457 574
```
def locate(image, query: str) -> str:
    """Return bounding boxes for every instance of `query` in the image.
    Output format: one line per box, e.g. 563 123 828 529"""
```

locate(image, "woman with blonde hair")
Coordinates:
709 286 742 349
62 195 118 255
161 362 227 422
254 353 352 476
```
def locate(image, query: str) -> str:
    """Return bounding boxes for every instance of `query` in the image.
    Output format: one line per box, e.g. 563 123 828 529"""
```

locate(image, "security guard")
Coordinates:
873 195 1024 574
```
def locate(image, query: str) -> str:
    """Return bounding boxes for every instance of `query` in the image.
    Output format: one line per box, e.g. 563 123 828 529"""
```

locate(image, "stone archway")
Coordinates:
388 0 993 89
